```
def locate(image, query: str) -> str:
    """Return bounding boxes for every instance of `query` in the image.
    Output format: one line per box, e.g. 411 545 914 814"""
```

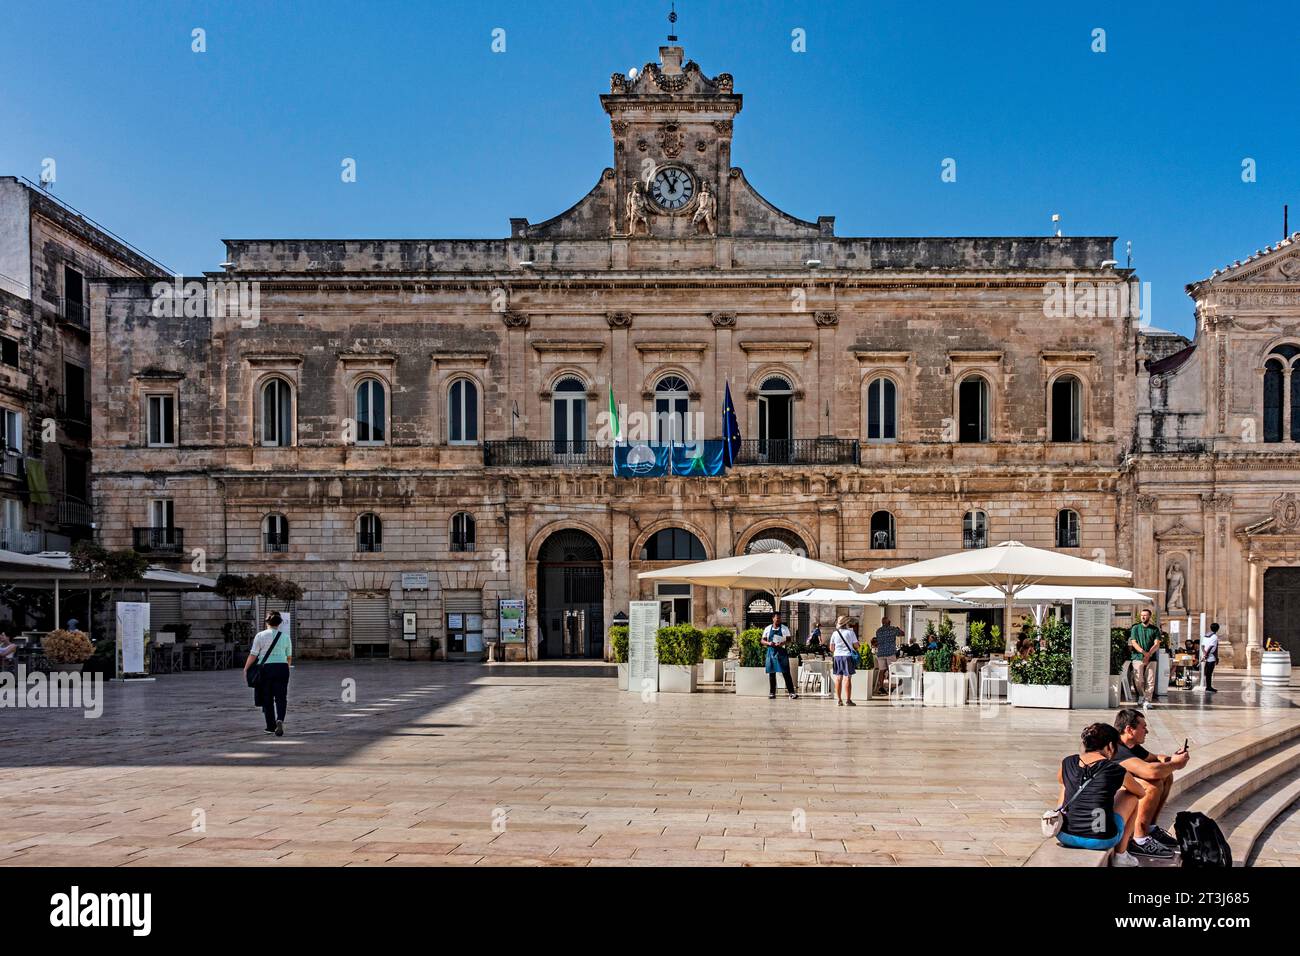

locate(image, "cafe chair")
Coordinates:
722 658 737 689
979 660 1009 703
888 661 915 702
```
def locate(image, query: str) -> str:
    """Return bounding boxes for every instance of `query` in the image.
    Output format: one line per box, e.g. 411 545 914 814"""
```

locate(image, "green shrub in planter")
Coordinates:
923 620 938 645
701 626 734 660
655 624 703 665
610 625 630 664
738 627 764 667
1009 649 1073 686
967 620 999 658
923 645 955 674
1039 617 1072 655
857 640 874 670
1109 627 1130 675
936 616 956 649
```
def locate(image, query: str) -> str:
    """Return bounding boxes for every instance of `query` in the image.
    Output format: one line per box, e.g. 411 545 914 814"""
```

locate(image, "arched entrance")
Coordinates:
537 529 604 659
742 529 811 639
1263 567 1300 662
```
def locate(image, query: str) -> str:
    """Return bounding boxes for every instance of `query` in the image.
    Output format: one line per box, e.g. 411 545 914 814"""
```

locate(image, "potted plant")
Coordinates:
851 638 875 699
41 628 94 673
735 627 769 696
1109 626 1130 706
922 644 967 706
610 624 630 690
656 624 703 693
700 626 734 682
1009 617 1073 708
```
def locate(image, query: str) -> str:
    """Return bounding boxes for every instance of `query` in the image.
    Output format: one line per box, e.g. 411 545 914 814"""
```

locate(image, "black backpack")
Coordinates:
1174 811 1232 868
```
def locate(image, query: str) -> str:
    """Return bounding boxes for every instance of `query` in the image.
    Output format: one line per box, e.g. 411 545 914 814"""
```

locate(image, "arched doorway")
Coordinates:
537 529 604 659
742 529 811 639
1263 567 1300 662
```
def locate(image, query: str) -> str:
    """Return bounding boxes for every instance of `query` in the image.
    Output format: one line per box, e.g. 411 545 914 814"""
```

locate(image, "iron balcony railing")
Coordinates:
0 451 24 480
264 533 288 553
133 527 184 554
357 532 382 553
963 530 988 550
484 440 612 467
1057 531 1080 548
56 395 91 425
59 297 90 329
0 528 46 554
58 497 93 527
483 437 860 467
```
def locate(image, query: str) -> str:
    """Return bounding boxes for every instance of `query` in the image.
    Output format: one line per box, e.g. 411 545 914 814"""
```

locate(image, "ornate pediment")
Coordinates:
1155 516 1203 542
1241 492 1300 537
1197 232 1300 286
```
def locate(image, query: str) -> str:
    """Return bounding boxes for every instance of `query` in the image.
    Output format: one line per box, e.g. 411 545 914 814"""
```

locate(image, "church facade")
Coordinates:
88 45 1300 666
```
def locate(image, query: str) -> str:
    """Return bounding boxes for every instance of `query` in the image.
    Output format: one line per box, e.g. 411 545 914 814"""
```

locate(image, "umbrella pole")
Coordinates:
1003 589 1015 655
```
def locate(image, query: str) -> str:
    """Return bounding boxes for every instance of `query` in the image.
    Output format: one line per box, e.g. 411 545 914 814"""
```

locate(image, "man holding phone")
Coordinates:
1113 708 1190 860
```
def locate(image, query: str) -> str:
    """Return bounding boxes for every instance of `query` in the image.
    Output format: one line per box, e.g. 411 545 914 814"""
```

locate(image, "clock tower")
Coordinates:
601 44 741 239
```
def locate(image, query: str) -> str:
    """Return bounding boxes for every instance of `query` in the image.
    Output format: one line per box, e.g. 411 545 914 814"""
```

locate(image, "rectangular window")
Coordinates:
1 408 21 453
63 266 86 325
150 499 174 530
0 336 17 368
147 393 176 446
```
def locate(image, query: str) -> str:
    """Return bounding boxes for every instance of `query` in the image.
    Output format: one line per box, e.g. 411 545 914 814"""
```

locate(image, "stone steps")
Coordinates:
1222 768 1300 867
1024 718 1300 867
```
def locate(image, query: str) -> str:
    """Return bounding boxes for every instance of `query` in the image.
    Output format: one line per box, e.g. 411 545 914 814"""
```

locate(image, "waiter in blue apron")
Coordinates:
763 612 799 700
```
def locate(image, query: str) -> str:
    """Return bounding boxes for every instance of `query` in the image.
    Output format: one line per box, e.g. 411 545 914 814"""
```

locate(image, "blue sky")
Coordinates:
2 0 1297 336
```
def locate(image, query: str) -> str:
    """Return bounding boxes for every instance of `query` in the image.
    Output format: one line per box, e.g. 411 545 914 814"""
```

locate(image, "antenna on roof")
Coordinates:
1286 204 1290 238
1051 213 1062 237
1126 240 1133 269
667 2 678 42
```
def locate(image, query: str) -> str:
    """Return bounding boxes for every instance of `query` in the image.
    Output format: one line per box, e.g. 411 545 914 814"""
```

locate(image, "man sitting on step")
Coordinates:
1113 708 1190 861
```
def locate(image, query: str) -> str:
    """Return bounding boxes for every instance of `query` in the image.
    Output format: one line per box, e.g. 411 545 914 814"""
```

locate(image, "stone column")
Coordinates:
1246 557 1262 673
612 510 631 649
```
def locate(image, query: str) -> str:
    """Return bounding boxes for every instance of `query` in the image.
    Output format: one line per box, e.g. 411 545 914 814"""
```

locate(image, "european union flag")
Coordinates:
722 382 742 467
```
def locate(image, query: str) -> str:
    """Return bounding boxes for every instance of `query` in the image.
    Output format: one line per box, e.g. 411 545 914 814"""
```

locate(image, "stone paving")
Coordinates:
0 662 1296 867
1250 798 1300 867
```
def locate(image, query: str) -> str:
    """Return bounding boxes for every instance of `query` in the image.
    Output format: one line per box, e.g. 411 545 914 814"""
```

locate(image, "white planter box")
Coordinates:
617 662 629 691
923 671 968 706
658 664 698 694
1261 650 1293 687
850 668 875 700
736 666 770 697
1009 683 1072 709
700 658 725 682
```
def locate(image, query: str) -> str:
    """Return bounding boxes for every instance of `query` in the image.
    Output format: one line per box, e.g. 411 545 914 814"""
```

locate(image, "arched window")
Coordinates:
1263 358 1284 443
757 375 794 461
259 378 294 447
640 527 706 561
263 513 289 552
867 377 897 442
963 510 987 550
355 378 386 445
654 374 691 443
958 375 990 443
1051 375 1083 442
448 378 479 444
450 512 476 552
357 513 383 553
1056 509 1080 548
552 376 587 453
870 511 895 550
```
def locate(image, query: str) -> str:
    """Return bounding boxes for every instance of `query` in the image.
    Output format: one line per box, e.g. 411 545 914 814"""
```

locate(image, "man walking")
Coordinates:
873 615 903 696
1200 622 1220 693
762 613 798 700
1113 708 1189 860
244 611 292 736
1128 608 1161 705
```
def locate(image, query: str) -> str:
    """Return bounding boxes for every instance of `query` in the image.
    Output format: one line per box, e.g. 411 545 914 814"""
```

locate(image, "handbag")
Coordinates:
1042 758 1105 838
246 630 283 688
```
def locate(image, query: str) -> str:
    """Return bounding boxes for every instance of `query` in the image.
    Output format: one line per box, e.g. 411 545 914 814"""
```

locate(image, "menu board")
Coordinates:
627 601 660 694
499 599 525 644
1071 598 1112 709
115 602 150 677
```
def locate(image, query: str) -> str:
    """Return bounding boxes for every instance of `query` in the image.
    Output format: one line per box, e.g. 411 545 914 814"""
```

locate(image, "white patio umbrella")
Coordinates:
867 541 1133 653
958 584 1157 627
638 552 871 606
782 586 972 607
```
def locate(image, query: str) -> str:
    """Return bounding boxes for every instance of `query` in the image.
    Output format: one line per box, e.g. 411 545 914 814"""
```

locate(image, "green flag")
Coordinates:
608 386 621 442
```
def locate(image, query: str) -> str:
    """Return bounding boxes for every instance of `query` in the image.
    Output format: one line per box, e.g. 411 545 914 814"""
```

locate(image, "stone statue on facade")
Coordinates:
626 181 650 236
1165 560 1187 614
692 179 716 236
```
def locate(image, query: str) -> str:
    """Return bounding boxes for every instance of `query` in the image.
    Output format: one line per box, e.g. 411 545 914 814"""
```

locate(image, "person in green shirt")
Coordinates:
1128 608 1161 705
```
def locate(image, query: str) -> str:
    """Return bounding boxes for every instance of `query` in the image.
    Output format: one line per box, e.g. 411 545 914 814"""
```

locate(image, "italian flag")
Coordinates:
608 386 622 443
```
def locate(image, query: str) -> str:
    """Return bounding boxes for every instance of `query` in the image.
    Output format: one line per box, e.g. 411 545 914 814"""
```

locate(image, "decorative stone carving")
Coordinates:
611 120 628 135
1274 492 1300 532
625 182 649 237
691 180 716 236
695 139 707 153
708 311 735 328
1201 493 1233 512
1136 494 1159 514
606 311 633 330
1165 559 1187 614
712 120 733 137
501 311 529 329
814 311 839 328
656 122 684 159
1149 373 1166 409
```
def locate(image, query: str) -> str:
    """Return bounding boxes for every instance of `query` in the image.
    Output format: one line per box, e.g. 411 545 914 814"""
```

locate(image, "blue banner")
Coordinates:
614 441 727 478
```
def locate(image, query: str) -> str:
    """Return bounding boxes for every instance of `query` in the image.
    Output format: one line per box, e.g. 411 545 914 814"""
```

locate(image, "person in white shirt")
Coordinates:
243 612 293 735
1200 623 1220 693
828 615 859 706
761 613 798 700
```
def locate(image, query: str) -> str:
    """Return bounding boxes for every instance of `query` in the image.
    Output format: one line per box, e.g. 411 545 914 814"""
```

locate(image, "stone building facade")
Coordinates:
86 45 1298 666
0 177 164 585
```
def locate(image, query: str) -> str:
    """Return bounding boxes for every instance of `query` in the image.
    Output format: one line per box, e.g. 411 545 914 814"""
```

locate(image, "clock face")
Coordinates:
649 166 695 211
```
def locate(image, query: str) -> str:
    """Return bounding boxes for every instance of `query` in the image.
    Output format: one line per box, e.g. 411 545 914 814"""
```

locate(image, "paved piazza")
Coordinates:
2 663 1297 867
